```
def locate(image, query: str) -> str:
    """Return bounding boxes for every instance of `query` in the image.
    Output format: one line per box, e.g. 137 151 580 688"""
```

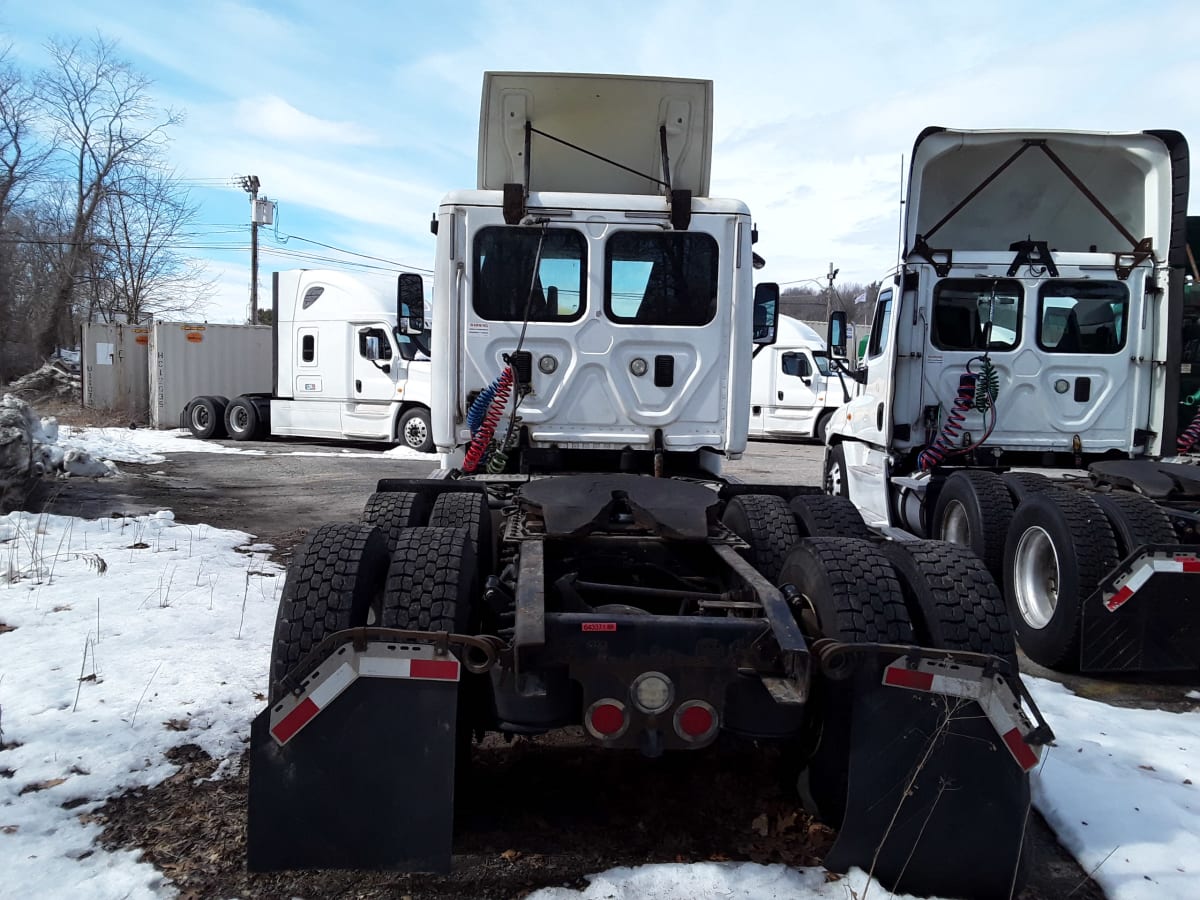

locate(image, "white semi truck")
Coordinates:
247 75 1050 899
182 269 434 451
823 127 1195 674
748 315 837 441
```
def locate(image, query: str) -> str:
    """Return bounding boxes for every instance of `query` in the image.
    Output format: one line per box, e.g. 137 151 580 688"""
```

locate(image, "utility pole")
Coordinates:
240 175 261 324
824 261 840 321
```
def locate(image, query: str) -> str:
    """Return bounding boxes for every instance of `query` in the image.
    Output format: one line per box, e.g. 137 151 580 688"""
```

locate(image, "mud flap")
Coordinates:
824 651 1048 900
247 640 461 872
1082 546 1200 672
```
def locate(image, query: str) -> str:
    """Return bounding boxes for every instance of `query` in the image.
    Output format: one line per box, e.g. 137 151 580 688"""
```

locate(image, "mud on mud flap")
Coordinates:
823 648 1052 900
247 638 461 872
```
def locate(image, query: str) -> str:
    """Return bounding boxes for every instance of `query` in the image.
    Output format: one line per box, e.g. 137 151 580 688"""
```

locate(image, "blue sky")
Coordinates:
3 0 1197 323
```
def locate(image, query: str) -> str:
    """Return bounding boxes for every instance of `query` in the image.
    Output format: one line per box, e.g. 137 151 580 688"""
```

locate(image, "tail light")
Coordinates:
585 699 629 740
673 700 718 742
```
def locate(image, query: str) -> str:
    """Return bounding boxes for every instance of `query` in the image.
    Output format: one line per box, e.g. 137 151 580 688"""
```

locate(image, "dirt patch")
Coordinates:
2 362 80 407
88 733 1098 900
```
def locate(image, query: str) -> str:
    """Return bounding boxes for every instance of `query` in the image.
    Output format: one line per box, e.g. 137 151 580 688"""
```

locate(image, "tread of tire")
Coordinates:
882 539 1016 662
723 494 801 583
383 526 475 633
270 522 387 698
1090 490 1174 553
362 491 424 552
789 494 872 540
935 470 1013 577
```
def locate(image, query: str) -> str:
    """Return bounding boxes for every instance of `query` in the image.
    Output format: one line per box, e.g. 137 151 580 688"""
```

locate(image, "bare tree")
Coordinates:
97 167 211 322
33 36 182 354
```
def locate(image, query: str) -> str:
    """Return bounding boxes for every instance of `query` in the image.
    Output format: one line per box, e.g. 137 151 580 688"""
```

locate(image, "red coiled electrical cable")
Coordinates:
1178 409 1200 454
462 367 514 473
918 374 977 471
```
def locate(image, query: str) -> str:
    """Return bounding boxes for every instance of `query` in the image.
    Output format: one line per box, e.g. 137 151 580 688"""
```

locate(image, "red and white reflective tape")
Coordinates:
1104 553 1200 612
269 642 460 746
883 657 1042 772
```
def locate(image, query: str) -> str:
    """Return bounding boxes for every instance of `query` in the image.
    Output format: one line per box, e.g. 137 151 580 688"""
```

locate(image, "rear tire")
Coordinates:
789 494 873 540
722 494 800 583
398 407 434 453
1002 471 1056 504
1003 490 1119 671
1090 491 1174 557
224 395 261 441
362 491 427 553
931 470 1014 580
269 523 389 701
428 491 493 572
881 539 1017 670
382 526 477 633
778 537 912 826
186 396 228 440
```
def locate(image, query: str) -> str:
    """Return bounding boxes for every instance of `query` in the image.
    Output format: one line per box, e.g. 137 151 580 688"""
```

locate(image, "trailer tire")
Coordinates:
382 526 476 634
1002 471 1056 504
1003 489 1120 671
931 470 1014 580
186 396 228 440
428 490 493 572
722 494 800 583
789 494 873 540
882 539 1017 669
268 523 389 702
778 537 912 826
224 395 261 441
1090 490 1175 556
398 407 434 453
362 491 427 553
823 444 848 497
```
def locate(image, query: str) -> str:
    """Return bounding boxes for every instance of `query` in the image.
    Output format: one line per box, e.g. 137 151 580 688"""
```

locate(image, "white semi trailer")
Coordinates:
183 269 434 451
823 127 1195 674
748 316 838 441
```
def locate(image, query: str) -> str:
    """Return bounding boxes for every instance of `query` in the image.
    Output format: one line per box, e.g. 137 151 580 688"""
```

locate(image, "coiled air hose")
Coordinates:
1178 409 1200 454
918 374 977 470
462 367 513 474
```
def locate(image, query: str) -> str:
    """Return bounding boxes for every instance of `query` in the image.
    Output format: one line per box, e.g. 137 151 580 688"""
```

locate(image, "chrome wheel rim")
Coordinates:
404 417 428 448
191 407 209 430
1012 525 1059 629
940 499 971 546
231 407 248 433
825 453 843 495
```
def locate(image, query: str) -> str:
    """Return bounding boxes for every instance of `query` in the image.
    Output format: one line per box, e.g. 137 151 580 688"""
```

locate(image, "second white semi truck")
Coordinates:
183 269 435 451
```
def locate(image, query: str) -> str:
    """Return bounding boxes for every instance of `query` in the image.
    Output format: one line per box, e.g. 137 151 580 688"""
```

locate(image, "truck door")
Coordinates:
762 350 821 435
344 325 399 439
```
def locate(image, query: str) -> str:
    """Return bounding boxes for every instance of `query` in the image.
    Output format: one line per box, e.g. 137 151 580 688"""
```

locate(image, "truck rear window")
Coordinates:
605 231 718 326
932 279 1022 351
1037 281 1128 354
473 227 586 322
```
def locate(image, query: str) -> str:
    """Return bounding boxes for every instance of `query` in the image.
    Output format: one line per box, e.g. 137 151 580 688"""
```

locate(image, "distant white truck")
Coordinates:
748 316 839 441
183 269 434 451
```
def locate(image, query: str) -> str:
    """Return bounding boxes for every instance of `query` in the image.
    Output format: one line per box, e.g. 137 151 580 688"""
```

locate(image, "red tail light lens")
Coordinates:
674 700 718 742
585 699 629 739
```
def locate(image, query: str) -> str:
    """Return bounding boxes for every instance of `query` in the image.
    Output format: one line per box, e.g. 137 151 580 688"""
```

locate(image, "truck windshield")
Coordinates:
1037 281 1128 354
473 226 586 322
931 279 1022 351
605 231 718 326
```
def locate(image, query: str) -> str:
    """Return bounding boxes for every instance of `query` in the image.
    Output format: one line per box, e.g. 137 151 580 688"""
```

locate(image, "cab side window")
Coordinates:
782 353 811 378
867 289 894 357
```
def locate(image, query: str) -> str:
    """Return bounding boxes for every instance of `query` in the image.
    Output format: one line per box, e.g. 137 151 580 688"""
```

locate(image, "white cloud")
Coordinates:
233 95 379 145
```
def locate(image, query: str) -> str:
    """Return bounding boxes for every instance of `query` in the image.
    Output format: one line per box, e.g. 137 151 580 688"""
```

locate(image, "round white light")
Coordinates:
1054 379 1070 394
631 671 674 714
630 357 648 377
538 354 558 374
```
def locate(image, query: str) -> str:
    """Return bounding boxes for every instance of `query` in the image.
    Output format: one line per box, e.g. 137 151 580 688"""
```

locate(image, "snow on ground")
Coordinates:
0 509 280 898
4 420 1200 899
54 425 433 465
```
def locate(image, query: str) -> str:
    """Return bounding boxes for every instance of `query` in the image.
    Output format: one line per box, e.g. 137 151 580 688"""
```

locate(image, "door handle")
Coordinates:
355 379 362 393
877 403 884 431
777 390 784 400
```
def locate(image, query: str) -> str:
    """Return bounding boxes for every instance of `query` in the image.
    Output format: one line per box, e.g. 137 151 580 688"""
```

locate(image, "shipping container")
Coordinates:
81 323 151 422
149 323 272 429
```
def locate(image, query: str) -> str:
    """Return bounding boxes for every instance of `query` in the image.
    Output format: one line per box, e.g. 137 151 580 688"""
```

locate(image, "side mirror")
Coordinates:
828 310 848 358
398 273 426 335
364 334 382 361
753 282 780 345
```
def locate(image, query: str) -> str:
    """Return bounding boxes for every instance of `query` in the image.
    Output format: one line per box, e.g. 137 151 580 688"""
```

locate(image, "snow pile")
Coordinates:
3 360 80 404
0 508 281 898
